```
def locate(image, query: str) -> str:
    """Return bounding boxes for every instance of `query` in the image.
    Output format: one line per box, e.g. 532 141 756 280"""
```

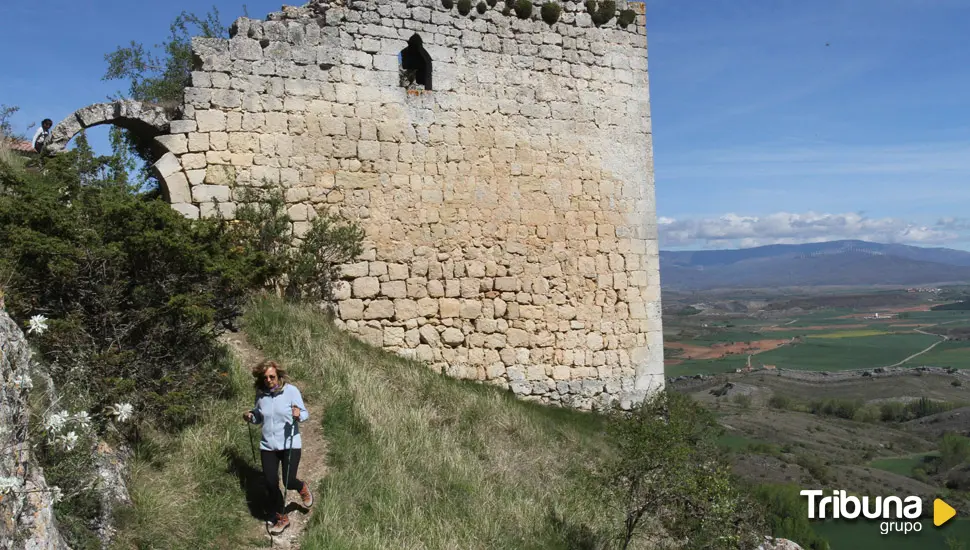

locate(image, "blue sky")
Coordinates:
2 0 968 250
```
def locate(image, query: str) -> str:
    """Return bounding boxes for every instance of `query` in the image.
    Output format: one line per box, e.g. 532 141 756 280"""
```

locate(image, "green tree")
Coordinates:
0 104 20 138
940 433 970 471
103 8 225 108
0 140 258 431
102 8 226 171
228 185 365 302
599 390 766 549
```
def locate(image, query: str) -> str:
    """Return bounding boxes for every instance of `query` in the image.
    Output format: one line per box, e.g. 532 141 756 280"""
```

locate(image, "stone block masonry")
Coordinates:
154 0 663 410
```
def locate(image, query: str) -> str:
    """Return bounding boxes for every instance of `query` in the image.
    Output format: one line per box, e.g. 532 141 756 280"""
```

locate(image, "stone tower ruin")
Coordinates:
51 0 663 410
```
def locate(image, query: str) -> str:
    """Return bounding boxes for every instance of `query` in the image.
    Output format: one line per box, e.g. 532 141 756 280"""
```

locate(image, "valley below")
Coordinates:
663 284 970 549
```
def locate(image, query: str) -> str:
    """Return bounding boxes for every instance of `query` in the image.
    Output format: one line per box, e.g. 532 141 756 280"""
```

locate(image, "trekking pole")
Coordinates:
247 422 258 465
284 414 298 503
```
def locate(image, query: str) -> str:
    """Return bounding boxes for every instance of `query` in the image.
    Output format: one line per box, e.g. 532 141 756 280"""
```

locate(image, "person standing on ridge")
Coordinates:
32 119 53 153
243 360 313 535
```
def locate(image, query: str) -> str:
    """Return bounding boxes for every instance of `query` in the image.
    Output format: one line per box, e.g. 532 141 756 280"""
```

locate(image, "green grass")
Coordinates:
110 353 266 550
869 452 938 477
114 295 636 549
902 311 970 322
717 433 771 451
810 329 888 339
906 340 970 369
245 296 623 549
814 518 970 549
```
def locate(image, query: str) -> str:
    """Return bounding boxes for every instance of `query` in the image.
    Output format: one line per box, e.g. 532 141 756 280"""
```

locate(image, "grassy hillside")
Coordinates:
245 296 619 549
111 296 633 549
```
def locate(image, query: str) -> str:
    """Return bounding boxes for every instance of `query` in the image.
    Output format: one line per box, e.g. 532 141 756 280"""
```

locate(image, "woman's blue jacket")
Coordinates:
248 383 309 451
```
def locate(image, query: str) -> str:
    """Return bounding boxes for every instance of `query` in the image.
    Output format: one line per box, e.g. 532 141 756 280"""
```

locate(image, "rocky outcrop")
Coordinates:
93 440 132 546
758 536 804 550
0 310 71 550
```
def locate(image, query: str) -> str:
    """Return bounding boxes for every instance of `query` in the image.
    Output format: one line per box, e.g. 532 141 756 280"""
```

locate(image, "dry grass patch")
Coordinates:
243 296 622 550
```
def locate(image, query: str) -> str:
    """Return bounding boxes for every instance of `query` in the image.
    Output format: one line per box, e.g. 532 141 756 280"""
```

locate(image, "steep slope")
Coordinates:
110 297 632 549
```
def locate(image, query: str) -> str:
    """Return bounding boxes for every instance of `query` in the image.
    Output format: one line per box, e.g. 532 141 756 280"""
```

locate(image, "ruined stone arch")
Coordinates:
47 100 172 154
46 100 193 211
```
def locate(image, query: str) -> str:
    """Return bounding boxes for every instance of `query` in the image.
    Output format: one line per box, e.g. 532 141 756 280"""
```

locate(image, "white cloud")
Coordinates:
936 217 970 231
660 211 962 248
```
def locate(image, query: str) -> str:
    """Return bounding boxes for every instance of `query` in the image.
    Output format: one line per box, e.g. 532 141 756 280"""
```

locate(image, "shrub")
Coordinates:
0 145 256 432
752 484 832 550
540 1 562 24
599 390 766 549
488 0 498 6
590 0 616 25
940 433 970 471
457 0 472 15
477 1 487 14
514 0 533 19
733 393 752 409
768 394 791 409
228 184 364 303
880 397 957 422
953 379 963 387
793 454 831 484
809 398 862 420
442 0 454 8
617 8 636 27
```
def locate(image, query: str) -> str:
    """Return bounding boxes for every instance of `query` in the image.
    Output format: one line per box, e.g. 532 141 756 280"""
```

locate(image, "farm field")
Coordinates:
667 333 942 376
663 290 970 377
666 289 970 550
907 340 970 369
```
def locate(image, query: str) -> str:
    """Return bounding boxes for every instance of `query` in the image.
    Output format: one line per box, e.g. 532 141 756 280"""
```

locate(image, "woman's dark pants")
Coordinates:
261 449 303 518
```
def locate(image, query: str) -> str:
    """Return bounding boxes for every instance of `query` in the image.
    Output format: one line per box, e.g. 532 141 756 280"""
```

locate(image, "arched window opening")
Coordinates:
400 34 433 91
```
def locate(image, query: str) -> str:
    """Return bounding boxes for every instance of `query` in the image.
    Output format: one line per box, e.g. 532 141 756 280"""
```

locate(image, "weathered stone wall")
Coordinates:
152 0 662 409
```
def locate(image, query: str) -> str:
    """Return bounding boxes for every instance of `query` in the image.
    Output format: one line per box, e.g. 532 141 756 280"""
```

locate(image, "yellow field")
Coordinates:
809 330 886 339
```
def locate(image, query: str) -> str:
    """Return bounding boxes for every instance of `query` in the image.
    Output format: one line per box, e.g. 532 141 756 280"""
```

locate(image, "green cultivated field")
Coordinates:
906 340 970 369
902 311 970 322
752 333 941 370
668 333 941 376
869 453 939 478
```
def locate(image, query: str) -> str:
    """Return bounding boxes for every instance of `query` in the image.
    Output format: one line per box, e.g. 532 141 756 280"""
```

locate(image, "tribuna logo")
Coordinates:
801 490 924 535
801 490 922 519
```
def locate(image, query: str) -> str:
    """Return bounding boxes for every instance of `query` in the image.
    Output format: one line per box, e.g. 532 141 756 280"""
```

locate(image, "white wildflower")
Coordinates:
59 431 79 452
45 411 70 434
113 402 134 423
12 372 33 390
50 486 62 503
72 411 91 430
0 476 22 495
27 314 48 335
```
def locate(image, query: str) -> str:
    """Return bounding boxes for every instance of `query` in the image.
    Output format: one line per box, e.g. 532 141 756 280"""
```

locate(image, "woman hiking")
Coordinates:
243 360 313 535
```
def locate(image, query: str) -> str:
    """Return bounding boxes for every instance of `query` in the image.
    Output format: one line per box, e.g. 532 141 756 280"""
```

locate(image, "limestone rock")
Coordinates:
757 537 804 550
1 310 72 550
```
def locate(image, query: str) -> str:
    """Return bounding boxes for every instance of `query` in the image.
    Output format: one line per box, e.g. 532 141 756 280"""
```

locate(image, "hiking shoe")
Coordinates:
268 513 289 535
299 481 314 508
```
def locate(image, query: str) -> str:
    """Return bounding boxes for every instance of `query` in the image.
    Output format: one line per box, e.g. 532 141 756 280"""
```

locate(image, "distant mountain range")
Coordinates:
660 240 970 290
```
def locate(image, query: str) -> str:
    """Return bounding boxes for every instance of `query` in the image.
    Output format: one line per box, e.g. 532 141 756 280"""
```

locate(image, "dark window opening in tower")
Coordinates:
400 34 433 91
